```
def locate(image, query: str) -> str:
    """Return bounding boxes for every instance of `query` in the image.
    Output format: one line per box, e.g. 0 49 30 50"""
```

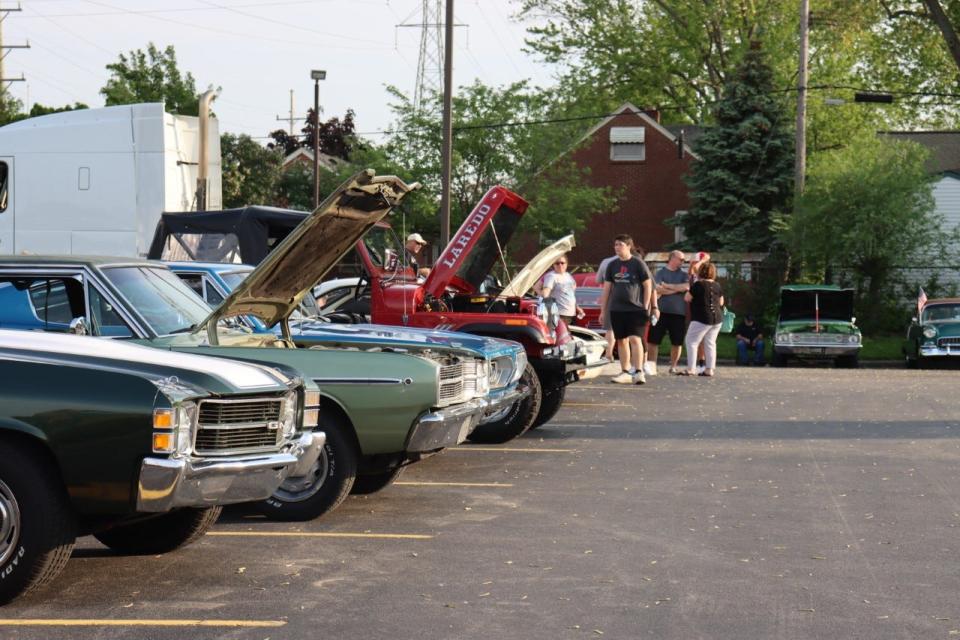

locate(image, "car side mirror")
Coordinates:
69 317 88 336
911 316 917 323
851 317 856 324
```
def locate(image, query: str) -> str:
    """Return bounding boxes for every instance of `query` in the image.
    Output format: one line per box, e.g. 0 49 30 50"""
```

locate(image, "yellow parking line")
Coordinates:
208 531 432 540
0 619 285 628
454 447 574 453
564 402 630 407
394 481 514 487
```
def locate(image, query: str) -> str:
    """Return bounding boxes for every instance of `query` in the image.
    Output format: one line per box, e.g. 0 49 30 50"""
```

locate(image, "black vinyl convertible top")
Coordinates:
148 206 308 265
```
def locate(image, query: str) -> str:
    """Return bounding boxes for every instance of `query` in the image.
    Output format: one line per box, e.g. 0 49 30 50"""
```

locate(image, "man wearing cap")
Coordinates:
405 233 430 278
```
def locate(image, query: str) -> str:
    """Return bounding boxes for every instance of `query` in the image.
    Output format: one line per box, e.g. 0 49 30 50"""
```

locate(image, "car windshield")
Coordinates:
922 304 960 322
220 269 321 319
102 266 211 336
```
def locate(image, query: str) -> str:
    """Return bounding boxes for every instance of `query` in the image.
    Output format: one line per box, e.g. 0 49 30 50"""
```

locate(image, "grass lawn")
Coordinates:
709 333 903 361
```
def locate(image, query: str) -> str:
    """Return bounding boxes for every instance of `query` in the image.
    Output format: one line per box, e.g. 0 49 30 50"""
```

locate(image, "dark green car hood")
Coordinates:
0 329 294 397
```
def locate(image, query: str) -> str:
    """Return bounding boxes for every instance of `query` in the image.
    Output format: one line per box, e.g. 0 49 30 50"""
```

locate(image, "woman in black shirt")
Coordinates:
681 262 724 376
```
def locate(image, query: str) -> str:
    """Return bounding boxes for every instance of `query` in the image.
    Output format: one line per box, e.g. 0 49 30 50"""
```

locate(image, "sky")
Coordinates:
3 0 559 143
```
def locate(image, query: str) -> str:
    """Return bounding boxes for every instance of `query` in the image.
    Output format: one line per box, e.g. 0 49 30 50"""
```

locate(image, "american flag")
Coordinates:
918 287 928 315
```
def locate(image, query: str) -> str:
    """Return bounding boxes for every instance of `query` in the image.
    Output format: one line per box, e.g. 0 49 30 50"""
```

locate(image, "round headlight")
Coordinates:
849 334 861 344
923 326 938 339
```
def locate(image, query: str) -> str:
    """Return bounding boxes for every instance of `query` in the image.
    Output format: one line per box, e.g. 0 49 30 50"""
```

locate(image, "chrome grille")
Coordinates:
438 362 466 407
938 336 960 347
195 399 283 456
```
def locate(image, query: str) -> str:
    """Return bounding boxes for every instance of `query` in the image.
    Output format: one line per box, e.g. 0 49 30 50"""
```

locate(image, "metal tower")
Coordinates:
397 1 463 113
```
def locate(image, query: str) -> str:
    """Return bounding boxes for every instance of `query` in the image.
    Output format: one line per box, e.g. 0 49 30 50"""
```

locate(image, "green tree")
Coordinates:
220 133 282 209
100 43 201 115
382 80 617 242
677 42 794 252
780 135 940 331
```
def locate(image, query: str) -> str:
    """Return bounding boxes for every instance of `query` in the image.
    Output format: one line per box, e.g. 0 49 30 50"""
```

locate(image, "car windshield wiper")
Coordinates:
166 323 198 335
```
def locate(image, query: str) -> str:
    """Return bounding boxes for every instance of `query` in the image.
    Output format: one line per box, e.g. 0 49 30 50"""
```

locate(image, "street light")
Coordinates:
311 69 326 209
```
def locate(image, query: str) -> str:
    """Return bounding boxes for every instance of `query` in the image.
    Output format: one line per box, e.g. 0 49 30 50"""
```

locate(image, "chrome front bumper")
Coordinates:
775 345 861 357
136 431 326 512
406 398 489 452
479 382 529 425
919 345 960 357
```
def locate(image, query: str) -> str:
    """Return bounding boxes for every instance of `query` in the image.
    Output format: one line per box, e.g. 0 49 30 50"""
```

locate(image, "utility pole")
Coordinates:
275 89 299 135
795 0 809 199
310 69 326 210
439 0 454 246
0 4 29 104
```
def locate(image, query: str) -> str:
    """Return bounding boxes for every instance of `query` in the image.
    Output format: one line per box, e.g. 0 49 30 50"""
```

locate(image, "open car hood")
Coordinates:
422 185 529 298
200 170 418 333
779 286 855 322
499 235 575 298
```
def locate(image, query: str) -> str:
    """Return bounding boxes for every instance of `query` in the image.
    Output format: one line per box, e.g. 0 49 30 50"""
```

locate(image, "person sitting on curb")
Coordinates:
735 313 765 366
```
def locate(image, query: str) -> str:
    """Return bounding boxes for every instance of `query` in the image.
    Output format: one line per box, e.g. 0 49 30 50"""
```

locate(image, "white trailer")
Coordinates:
0 102 221 257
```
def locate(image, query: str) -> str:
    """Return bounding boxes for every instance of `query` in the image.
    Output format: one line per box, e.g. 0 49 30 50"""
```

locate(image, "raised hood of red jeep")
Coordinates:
422 186 529 299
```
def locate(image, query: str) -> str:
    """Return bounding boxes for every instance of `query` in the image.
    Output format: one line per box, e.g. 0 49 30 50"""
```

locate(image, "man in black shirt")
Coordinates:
735 314 765 365
598 234 652 385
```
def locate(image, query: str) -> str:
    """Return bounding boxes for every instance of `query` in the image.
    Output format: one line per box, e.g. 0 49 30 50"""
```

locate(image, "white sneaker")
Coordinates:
643 361 657 376
633 371 646 385
611 371 633 384
696 365 706 375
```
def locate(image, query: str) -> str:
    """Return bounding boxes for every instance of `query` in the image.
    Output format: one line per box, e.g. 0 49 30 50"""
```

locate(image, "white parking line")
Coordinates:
453 447 574 453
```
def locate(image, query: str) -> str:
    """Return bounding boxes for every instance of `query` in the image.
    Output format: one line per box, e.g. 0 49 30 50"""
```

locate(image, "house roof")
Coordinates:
574 102 701 160
281 147 345 172
881 131 960 174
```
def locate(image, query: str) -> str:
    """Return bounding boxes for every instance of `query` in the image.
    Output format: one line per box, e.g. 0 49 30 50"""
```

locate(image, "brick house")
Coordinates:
521 102 699 266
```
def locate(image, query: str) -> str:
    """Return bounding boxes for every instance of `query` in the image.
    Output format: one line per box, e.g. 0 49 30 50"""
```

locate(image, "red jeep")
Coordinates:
343 185 606 443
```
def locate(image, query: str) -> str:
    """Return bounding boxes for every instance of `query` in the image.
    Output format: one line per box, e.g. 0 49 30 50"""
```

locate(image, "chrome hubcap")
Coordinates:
0 478 21 567
273 446 330 502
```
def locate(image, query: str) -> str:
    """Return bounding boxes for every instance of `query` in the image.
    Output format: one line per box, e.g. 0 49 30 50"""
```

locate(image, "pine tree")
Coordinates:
677 41 793 251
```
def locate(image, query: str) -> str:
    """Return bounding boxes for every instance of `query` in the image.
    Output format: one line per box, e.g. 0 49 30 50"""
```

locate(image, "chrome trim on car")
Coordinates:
0 477 21 568
312 377 405 385
136 431 325 512
406 398 487 452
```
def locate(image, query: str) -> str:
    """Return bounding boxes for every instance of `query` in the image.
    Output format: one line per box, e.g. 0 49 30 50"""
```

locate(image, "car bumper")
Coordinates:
919 345 960 357
136 431 326 512
478 382 530 425
406 398 489 452
775 345 861 356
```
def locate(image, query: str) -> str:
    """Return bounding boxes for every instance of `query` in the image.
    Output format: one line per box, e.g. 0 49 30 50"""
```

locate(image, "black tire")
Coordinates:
0 439 76 605
94 507 221 554
350 466 405 495
772 351 788 367
529 382 566 429
905 355 919 369
254 411 357 521
835 354 859 369
468 363 542 444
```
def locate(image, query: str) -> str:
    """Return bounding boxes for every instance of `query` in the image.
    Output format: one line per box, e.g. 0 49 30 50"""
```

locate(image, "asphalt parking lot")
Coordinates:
3 365 960 639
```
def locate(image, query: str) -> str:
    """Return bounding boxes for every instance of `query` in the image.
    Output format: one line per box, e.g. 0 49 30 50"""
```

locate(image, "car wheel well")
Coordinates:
0 430 61 479
318 396 363 456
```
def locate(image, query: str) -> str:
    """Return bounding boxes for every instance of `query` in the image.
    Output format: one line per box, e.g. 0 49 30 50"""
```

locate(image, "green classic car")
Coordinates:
772 285 862 368
0 329 323 604
0 171 516 522
904 298 960 368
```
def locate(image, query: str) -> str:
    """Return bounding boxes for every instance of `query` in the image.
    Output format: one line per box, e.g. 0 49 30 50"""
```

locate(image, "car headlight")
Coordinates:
849 334 861 344
152 401 196 455
923 326 938 339
775 333 787 343
280 390 298 437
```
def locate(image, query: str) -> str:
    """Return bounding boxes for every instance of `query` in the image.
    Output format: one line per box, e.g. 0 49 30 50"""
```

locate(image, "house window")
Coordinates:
0 162 8 212
610 127 645 161
673 210 687 244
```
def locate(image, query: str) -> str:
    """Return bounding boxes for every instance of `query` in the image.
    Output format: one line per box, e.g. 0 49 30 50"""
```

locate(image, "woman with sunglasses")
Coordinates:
542 254 583 326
